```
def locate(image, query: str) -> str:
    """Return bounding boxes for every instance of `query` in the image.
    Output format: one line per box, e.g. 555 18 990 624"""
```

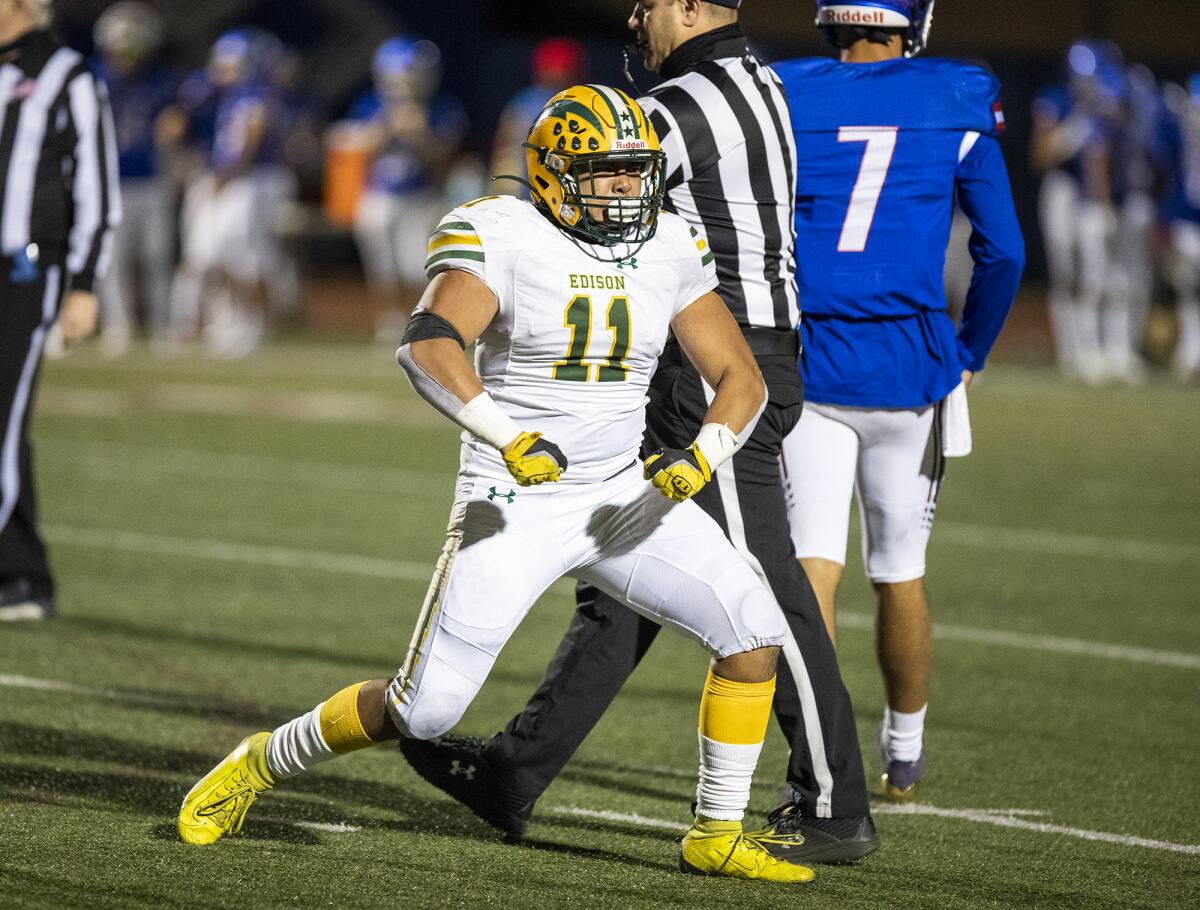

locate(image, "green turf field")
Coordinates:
1 342 1197 909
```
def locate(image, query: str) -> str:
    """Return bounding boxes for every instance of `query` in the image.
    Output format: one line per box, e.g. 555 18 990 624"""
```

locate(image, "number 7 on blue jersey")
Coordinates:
837 127 898 253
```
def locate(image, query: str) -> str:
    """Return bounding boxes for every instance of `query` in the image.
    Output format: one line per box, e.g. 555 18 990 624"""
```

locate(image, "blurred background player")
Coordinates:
1030 40 1124 384
1164 74 1200 382
490 37 586 188
93 1 177 357
168 28 291 357
1105 63 1173 384
347 37 466 342
774 0 1025 798
260 44 320 325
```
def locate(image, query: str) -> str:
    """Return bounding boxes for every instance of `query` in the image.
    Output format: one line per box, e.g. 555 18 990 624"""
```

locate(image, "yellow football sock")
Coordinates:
698 669 776 745
318 682 379 754
695 669 776 821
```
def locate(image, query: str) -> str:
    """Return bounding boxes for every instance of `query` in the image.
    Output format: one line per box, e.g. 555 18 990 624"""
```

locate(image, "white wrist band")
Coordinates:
694 423 740 471
455 392 523 450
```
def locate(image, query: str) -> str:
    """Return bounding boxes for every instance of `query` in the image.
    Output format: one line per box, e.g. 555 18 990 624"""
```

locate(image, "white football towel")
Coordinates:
942 381 973 457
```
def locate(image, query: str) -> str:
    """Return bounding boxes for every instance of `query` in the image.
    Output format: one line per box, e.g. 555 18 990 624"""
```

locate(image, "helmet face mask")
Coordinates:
524 85 666 250
559 150 664 245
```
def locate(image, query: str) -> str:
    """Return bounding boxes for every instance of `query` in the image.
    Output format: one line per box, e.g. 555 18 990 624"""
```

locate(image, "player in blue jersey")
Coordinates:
347 37 467 342
93 2 178 356
1030 41 1124 383
1164 74 1200 382
772 0 1025 799
1107 64 1175 384
171 29 291 357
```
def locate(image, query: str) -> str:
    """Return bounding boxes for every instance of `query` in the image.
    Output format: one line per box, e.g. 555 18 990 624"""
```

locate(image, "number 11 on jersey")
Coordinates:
553 294 632 382
837 127 898 253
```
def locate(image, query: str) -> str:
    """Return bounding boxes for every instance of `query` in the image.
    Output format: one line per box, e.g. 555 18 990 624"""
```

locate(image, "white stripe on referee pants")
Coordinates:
701 380 835 817
0 266 60 532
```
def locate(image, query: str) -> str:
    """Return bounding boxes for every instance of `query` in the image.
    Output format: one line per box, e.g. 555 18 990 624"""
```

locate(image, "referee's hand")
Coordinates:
60 291 98 344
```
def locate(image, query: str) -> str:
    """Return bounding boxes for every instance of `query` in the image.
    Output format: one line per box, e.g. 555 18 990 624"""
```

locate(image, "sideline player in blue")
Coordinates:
347 38 467 342
773 0 1025 799
1164 74 1200 382
93 1 178 356
1030 41 1123 382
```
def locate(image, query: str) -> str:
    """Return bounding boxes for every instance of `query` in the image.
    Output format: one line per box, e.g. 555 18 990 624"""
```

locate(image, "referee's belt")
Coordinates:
661 326 799 364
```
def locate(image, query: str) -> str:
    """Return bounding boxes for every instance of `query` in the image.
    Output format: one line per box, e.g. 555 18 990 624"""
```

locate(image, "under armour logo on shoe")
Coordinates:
488 487 516 503
449 760 476 780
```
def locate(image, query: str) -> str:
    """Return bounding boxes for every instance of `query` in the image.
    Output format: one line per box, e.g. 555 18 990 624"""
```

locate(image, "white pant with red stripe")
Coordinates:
781 402 944 584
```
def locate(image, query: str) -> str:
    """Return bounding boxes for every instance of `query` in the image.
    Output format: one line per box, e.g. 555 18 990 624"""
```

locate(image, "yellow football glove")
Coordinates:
503 431 568 486
643 444 712 503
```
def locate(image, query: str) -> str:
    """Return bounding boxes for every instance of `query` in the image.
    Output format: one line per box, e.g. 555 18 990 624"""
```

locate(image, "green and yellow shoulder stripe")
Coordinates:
426 215 485 277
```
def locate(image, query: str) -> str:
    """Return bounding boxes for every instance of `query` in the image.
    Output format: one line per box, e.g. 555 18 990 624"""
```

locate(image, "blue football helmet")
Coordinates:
209 28 283 87
373 37 442 101
815 0 935 57
1065 39 1125 112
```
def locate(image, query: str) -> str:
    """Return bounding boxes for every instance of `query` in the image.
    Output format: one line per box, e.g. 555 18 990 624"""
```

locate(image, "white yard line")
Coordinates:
937 521 1200 566
40 524 1199 670
44 524 435 582
872 803 1200 856
549 805 1200 855
37 384 442 428
38 438 1200 569
551 807 686 833
39 444 444 496
1 671 1194 855
288 821 363 834
834 613 1200 671
40 437 1200 567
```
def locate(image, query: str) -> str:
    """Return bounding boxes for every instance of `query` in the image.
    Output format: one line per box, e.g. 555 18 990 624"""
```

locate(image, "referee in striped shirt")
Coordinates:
0 0 120 621
402 0 878 864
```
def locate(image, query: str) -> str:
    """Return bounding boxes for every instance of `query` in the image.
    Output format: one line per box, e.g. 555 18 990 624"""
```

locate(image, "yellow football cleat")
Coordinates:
680 822 816 884
178 732 275 845
880 769 923 801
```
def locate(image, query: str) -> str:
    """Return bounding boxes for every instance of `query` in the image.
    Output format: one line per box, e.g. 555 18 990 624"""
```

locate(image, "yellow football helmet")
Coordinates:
524 84 666 248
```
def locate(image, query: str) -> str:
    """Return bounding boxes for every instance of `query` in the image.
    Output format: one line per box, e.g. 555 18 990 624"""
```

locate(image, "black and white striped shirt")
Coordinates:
0 30 120 292
640 26 798 332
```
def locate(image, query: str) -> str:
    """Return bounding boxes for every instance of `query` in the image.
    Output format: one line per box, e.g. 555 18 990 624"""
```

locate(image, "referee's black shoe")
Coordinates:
398 734 534 837
0 577 55 622
754 803 880 865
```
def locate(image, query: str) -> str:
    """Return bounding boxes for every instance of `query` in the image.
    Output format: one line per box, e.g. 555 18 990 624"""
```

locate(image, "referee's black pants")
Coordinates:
0 259 63 591
486 333 871 820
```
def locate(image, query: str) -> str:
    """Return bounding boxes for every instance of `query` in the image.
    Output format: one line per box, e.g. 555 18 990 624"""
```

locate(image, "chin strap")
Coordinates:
492 174 536 194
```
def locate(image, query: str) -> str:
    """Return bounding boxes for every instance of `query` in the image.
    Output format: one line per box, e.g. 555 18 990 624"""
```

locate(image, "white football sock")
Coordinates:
266 703 337 779
695 733 763 822
883 704 927 763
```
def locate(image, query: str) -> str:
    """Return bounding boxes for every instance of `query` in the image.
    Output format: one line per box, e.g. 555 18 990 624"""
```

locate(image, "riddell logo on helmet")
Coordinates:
821 9 887 25
613 139 648 150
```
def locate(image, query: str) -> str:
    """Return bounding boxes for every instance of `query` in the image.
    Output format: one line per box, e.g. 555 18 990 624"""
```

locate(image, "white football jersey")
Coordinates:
426 195 718 484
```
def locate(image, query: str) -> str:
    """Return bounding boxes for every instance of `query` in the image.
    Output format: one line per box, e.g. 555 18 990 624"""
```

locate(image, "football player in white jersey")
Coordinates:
177 85 814 885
